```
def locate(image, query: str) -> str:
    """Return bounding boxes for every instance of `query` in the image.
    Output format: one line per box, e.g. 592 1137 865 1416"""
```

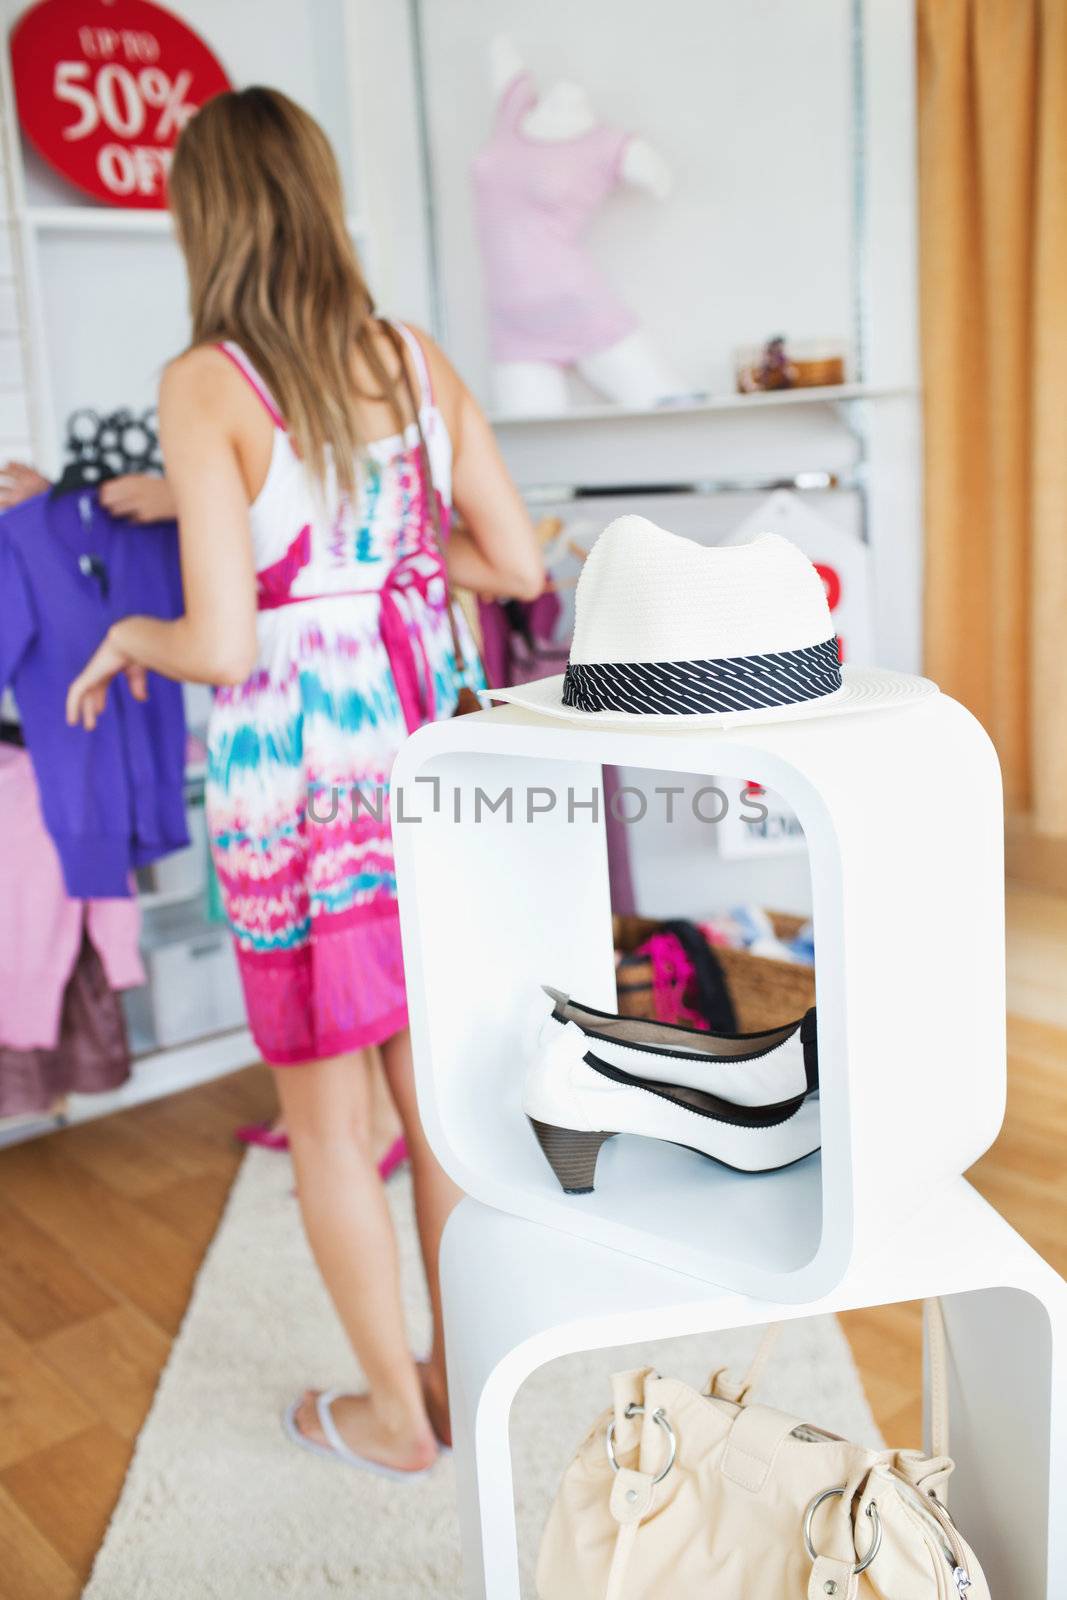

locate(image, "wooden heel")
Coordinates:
528 1118 615 1194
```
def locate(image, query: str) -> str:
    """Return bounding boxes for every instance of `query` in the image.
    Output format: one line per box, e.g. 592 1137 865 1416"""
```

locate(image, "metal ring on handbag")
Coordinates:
803 1486 883 1575
605 1403 677 1485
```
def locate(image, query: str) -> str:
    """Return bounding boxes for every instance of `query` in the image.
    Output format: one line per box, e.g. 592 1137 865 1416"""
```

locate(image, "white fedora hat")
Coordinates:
491 515 936 729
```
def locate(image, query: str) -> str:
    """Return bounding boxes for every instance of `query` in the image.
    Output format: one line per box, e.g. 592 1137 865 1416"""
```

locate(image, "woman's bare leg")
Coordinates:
275 1050 436 1470
260 1049 402 1162
367 1047 405 1158
379 1027 462 1445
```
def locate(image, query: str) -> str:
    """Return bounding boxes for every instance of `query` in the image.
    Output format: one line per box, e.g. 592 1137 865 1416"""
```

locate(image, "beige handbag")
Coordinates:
537 1302 989 1600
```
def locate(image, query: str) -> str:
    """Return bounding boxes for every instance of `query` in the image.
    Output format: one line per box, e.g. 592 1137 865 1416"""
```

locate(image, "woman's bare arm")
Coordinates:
418 332 544 602
67 351 258 728
111 351 257 682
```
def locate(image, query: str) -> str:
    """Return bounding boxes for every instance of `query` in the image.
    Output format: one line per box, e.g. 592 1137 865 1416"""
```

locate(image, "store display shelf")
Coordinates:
442 1183 1067 1600
456 1094 823 1286
23 205 369 238
488 382 917 429
393 698 1005 1302
136 884 206 914
25 205 174 234
0 1024 256 1150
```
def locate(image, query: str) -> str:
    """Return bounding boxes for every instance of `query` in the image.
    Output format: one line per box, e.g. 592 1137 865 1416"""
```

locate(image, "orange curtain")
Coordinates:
919 0 1067 834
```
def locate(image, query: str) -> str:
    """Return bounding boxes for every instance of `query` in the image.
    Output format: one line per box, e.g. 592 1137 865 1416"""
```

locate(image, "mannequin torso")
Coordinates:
477 36 685 410
518 81 672 201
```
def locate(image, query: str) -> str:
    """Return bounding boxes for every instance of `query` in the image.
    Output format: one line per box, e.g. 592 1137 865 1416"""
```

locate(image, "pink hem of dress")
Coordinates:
255 1002 410 1067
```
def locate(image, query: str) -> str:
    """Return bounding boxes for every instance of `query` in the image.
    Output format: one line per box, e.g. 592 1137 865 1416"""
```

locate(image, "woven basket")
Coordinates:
613 913 815 1034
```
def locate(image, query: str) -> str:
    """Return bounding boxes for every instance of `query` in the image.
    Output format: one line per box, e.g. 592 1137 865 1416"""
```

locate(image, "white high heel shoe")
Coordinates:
536 986 817 1102
524 1013 821 1194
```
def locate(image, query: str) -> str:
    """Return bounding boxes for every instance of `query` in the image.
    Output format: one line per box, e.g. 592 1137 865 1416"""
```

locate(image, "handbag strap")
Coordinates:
924 1296 951 1460
808 1556 859 1599
710 1298 952 1455
720 1402 799 1491
605 1468 657 1600
378 318 470 679
708 1320 783 1404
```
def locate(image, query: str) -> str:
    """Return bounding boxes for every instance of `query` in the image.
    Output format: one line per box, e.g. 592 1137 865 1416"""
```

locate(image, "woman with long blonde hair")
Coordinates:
67 87 543 1474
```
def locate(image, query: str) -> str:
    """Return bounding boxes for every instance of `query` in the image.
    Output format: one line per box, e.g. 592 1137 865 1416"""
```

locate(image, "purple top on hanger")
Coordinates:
0 489 188 898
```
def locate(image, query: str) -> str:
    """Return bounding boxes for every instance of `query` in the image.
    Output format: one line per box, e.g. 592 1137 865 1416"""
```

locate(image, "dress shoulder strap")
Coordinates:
216 341 286 430
393 322 434 408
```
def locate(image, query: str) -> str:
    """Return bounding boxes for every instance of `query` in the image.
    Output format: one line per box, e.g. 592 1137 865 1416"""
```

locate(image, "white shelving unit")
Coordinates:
393 694 1004 1299
392 698 1065 1597
488 382 916 430
440 1184 1067 1600
23 203 369 238
24 204 175 233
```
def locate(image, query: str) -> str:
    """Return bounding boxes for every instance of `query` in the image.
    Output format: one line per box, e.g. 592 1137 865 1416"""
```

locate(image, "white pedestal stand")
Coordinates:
390 698 1064 1596
393 697 1004 1299
441 1183 1067 1600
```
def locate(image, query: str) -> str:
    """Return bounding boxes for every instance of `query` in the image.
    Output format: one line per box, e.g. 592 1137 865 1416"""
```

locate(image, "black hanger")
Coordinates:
50 407 163 498
51 457 118 496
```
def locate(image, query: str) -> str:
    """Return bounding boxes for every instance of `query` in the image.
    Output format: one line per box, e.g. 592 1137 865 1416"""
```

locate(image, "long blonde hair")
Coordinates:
168 86 404 498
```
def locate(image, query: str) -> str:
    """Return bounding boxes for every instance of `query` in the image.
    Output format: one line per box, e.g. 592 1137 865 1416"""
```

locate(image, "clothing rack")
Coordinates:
522 469 862 506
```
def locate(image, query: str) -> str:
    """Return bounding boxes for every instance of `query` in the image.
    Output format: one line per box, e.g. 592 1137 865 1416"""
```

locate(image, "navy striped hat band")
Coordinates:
561 636 842 716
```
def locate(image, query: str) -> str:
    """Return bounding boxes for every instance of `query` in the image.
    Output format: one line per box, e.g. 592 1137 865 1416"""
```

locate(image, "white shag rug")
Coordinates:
84 1149 883 1599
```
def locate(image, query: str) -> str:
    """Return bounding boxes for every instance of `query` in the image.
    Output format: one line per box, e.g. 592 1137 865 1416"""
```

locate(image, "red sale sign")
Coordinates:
10 0 231 208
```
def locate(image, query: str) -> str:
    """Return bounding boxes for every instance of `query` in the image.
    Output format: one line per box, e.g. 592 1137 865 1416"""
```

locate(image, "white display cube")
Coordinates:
393 696 1005 1300
441 1183 1067 1600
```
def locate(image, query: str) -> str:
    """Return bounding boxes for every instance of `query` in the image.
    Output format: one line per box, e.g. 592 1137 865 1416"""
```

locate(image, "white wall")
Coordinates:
0 59 34 467
344 0 434 328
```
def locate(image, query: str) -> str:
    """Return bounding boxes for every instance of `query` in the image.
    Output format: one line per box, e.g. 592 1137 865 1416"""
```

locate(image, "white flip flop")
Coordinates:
282 1389 435 1481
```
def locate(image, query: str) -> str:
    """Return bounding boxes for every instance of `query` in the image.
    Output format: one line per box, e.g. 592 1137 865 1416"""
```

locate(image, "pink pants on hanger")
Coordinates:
0 746 145 1050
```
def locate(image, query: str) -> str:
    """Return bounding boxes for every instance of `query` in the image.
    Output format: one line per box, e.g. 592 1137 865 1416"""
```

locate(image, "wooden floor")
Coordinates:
0 1067 275 1598
0 890 1064 1596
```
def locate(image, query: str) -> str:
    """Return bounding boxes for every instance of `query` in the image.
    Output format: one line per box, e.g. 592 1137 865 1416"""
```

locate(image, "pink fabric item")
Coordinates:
638 931 709 1031
377 544 451 734
472 72 638 365
234 1121 290 1151
233 901 409 1068
231 1124 409 1183
216 341 287 428
256 524 312 610
0 935 131 1117
257 539 451 737
377 1135 408 1182
0 746 145 1050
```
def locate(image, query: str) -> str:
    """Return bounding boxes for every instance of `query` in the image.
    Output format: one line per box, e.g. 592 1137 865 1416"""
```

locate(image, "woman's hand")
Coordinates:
0 461 50 509
99 474 177 524
66 632 149 731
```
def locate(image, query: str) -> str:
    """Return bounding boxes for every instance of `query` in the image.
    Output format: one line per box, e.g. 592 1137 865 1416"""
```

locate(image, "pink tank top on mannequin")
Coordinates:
472 72 638 366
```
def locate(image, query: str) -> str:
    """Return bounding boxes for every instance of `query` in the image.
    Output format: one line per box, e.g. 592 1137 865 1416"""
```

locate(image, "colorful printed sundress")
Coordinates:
206 325 480 1064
